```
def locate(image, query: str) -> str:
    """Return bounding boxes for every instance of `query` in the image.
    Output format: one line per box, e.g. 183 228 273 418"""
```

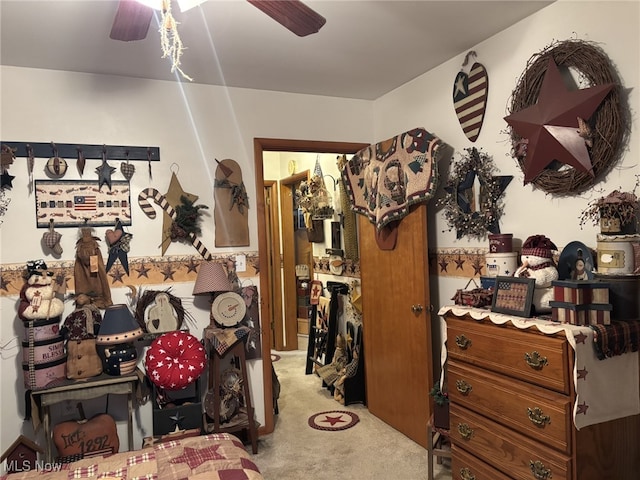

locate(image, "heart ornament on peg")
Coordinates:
452 51 489 142
105 228 123 246
42 219 63 255
120 154 135 181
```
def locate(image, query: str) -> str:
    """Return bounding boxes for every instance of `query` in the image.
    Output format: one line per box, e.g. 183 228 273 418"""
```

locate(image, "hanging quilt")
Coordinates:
341 127 442 232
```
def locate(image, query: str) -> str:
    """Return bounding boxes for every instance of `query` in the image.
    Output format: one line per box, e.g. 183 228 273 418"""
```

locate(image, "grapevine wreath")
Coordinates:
507 39 629 195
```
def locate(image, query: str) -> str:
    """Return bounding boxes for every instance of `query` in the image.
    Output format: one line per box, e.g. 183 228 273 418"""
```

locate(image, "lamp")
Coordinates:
97 304 144 376
193 261 232 296
193 261 234 327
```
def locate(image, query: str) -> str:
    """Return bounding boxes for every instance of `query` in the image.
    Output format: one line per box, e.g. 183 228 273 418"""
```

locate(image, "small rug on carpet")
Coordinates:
308 411 360 431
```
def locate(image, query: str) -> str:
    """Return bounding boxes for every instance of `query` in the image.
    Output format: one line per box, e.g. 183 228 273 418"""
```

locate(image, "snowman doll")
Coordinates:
18 260 65 321
515 235 558 314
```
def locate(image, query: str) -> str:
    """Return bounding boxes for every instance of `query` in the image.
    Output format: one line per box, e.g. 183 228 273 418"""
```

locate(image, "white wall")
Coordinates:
0 66 373 460
1 0 638 462
373 0 640 307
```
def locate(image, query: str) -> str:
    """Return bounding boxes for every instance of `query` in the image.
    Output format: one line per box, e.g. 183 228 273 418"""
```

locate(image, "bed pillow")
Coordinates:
145 331 206 390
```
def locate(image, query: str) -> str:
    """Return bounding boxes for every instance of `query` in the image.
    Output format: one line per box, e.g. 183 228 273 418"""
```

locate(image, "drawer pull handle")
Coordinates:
529 460 552 479
527 407 551 427
455 379 473 395
524 351 548 370
457 422 474 440
455 335 472 350
460 467 476 480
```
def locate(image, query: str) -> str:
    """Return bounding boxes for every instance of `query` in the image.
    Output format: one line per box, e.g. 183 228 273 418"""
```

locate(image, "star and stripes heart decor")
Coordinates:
453 51 489 143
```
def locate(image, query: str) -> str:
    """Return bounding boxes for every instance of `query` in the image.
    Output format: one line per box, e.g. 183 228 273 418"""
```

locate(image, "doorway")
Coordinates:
254 138 369 434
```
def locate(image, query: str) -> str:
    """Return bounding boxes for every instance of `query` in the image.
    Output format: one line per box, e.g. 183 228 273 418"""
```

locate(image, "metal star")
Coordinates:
162 264 176 281
505 58 614 183
471 257 484 276
454 256 465 270
109 266 126 284
135 263 151 278
439 258 449 273
96 159 116 191
1 170 15 189
184 258 199 273
0 274 9 292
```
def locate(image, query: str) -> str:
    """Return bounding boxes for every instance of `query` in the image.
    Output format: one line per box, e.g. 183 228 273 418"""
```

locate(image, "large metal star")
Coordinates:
504 58 614 183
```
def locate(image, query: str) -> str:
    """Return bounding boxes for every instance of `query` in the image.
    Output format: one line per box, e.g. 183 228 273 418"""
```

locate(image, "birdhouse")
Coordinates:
0 435 43 473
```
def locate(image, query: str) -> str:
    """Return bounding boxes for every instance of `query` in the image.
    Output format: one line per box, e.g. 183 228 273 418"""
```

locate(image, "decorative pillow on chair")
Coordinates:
145 331 206 390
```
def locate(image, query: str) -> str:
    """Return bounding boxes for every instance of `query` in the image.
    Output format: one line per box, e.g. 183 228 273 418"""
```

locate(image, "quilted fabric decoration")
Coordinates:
145 331 206 390
341 127 442 231
453 51 489 142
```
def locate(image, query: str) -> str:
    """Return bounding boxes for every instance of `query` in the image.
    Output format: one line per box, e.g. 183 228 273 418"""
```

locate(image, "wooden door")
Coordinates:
359 204 433 448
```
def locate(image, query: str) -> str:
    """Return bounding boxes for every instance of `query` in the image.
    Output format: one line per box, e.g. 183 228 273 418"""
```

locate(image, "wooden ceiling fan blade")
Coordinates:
247 0 326 37
110 0 154 42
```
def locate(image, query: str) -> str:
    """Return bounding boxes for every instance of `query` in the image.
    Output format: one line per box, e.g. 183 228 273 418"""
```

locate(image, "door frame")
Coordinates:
254 137 369 434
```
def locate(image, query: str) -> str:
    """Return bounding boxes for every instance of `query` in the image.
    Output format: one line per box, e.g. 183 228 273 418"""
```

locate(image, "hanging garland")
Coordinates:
437 147 512 239
507 39 629 195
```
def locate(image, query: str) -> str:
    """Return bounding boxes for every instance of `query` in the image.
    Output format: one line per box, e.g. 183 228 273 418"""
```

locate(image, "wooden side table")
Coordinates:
31 373 138 462
203 326 258 454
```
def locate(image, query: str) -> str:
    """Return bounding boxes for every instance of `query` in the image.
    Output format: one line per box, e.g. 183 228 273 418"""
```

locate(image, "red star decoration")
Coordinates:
170 445 223 469
574 331 588 344
321 414 347 426
135 263 151 278
439 258 449 273
577 367 588 380
504 58 614 183
576 401 589 415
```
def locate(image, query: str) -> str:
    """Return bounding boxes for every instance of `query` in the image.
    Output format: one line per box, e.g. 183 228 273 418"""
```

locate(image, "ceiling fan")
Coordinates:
110 0 327 41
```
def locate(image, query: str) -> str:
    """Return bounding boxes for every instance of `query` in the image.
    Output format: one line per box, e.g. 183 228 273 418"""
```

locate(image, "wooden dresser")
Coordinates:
441 307 640 480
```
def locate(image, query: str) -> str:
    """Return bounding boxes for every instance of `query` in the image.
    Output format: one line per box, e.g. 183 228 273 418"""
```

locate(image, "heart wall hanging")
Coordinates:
452 51 489 142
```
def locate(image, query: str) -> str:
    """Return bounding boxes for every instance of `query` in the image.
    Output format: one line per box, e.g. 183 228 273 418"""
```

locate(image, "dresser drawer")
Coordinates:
449 360 572 454
451 444 512 480
446 315 571 394
451 404 571 480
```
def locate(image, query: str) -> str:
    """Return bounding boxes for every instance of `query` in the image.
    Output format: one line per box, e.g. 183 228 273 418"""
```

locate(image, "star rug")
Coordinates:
308 410 359 431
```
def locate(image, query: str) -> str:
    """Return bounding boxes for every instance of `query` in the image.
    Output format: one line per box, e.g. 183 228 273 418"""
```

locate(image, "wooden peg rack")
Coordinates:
0 141 160 161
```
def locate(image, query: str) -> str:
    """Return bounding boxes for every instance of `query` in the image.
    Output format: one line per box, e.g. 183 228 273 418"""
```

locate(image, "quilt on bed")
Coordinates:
1 433 263 480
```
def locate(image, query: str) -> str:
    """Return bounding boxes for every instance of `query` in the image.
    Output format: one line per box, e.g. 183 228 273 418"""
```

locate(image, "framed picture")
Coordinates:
34 180 131 228
491 276 536 317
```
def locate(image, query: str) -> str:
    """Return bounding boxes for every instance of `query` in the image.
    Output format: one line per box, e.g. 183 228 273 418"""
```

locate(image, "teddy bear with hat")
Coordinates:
515 234 559 314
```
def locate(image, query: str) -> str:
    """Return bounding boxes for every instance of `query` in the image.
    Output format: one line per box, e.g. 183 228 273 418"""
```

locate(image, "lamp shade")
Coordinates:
97 304 144 345
193 261 232 295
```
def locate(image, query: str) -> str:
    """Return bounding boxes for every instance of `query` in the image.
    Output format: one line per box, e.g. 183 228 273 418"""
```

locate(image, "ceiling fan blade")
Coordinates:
247 0 326 37
110 0 154 42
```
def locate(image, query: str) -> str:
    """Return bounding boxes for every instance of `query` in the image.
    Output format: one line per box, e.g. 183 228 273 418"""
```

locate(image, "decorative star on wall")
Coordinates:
1 170 15 189
504 58 614 183
96 158 117 190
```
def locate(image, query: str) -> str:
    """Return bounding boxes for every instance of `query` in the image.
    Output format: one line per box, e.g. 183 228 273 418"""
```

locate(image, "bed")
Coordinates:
0 433 263 480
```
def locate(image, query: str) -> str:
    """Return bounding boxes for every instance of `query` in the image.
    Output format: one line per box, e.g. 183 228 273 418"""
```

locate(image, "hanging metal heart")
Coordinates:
120 162 135 181
453 61 489 142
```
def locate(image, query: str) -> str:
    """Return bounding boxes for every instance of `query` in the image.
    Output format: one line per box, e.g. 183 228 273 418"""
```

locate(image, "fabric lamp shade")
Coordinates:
97 304 144 346
193 261 232 295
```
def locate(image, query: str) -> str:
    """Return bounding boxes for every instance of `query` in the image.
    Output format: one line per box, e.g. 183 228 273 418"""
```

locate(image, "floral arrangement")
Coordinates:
579 186 639 231
429 382 449 407
295 175 334 226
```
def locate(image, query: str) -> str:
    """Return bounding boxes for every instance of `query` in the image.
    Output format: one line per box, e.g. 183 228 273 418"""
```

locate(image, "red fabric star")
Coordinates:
576 401 589 415
504 58 614 183
170 445 223 469
321 414 347 426
574 331 588 344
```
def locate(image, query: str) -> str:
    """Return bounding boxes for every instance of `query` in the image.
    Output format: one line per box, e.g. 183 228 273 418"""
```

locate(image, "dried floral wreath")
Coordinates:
437 147 512 239
506 39 629 195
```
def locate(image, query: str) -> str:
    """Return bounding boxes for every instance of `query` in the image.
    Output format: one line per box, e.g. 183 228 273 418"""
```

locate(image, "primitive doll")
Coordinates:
74 228 112 309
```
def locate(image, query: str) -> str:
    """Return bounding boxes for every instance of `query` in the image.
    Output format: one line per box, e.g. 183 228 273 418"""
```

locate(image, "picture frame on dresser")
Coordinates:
491 276 535 317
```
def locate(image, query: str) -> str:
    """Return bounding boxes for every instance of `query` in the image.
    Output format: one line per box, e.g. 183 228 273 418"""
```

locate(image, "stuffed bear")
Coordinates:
18 261 64 321
515 235 558 314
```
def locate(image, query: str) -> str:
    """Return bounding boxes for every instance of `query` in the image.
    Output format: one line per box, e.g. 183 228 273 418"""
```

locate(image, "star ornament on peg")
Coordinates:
504 58 614 184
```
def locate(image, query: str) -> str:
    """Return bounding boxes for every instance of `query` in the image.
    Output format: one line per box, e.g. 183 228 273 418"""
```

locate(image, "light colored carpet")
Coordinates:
250 350 452 480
